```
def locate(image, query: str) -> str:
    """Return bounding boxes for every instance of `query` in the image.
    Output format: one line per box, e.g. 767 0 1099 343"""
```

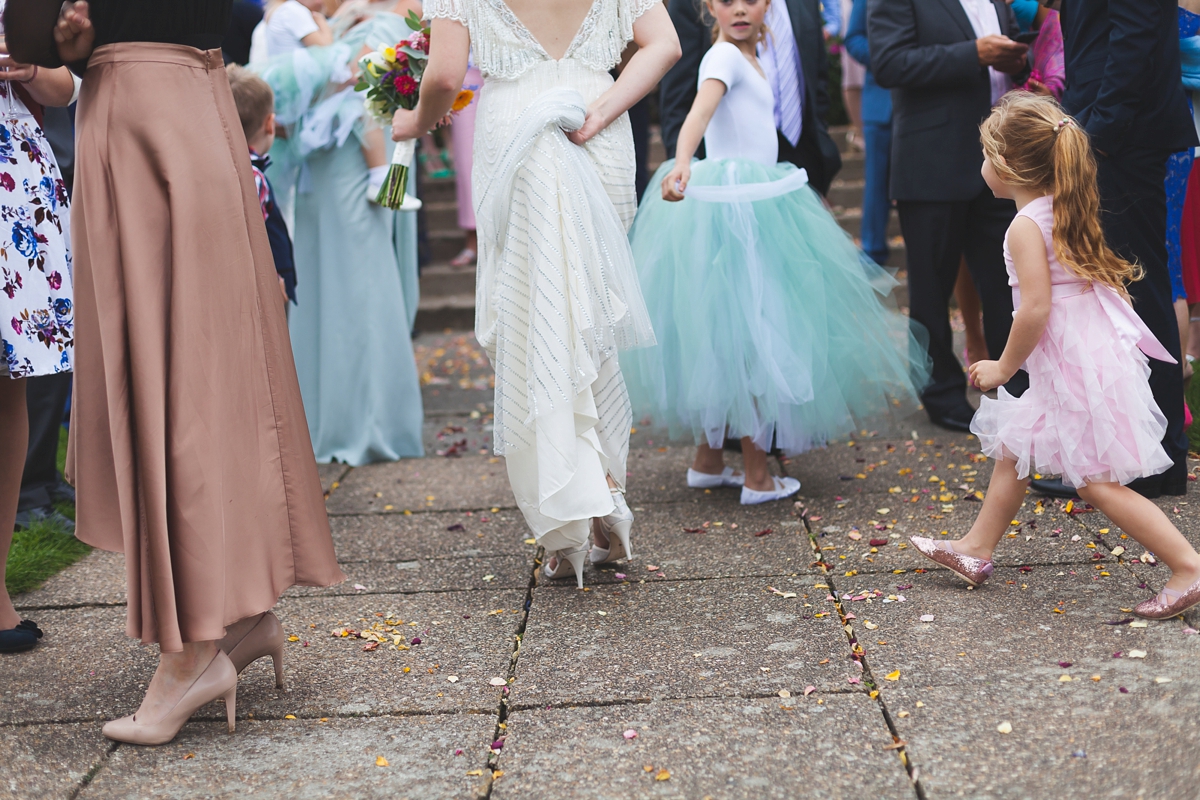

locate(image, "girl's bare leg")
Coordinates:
1076 481 1200 592
0 377 28 630
949 457 1028 561
955 258 988 367
740 437 775 492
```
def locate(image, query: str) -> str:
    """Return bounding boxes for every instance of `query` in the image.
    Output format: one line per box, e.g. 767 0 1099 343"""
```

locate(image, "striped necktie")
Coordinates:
764 0 804 147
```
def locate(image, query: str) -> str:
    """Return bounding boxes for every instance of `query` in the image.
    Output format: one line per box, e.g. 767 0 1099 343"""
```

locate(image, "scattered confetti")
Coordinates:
376 756 389 767
803 685 816 696
919 614 935 623
655 769 671 781
1128 650 1147 659
489 677 508 686
996 722 1012 734
447 676 459 683
884 670 901 681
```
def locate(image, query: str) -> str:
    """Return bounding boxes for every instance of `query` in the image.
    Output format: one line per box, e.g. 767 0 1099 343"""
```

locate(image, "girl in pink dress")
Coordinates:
910 93 1200 620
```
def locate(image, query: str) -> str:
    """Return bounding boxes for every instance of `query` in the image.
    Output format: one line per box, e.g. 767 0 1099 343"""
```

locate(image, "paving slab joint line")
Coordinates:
327 504 520 518
480 544 541 798
65 740 119 800
798 511 926 800
323 464 355 501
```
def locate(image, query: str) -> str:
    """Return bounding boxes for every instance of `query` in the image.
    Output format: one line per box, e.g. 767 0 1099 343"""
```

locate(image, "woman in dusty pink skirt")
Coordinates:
37 0 344 745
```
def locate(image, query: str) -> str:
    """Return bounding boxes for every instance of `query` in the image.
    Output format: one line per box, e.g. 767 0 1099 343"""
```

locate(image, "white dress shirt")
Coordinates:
958 0 1010 105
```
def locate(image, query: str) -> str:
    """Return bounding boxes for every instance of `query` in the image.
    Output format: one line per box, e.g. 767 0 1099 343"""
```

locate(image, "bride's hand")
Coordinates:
391 108 421 141
661 161 689 202
54 1 95 64
566 103 609 146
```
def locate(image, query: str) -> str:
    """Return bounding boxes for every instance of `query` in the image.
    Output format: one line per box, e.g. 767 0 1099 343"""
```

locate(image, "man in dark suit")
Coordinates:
659 0 841 195
868 0 1029 431
1031 0 1198 499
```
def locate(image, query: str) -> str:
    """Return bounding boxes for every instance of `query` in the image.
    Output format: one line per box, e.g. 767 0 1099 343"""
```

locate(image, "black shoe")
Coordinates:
0 620 43 653
1029 477 1080 499
927 409 974 433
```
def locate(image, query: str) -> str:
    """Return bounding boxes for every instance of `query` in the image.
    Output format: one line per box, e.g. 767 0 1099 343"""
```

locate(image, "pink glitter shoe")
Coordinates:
909 536 994 587
1133 577 1200 620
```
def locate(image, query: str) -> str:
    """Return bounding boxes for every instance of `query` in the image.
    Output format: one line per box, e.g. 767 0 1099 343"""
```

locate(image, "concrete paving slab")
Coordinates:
784 430 989 500
234 591 526 719
14 549 125 610
581 502 817 585
79 714 496 800
284 556 532 597
0 723 112 800
329 510 534 562
2 592 526 725
510 577 854 709
318 462 351 495
887 681 1200 799
326 455 515 515
493 696 912 800
847 567 1199 690
805 500 1097 575
1 606 152 725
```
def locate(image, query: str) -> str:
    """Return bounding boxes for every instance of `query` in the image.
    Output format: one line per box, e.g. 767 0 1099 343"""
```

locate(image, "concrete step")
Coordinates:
420 262 476 298
415 291 476 332
428 229 468 262
827 179 864 209
419 176 457 204
423 200 460 231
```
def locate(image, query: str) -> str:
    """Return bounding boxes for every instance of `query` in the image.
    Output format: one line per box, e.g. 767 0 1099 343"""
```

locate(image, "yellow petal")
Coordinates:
376 756 389 767
884 670 901 681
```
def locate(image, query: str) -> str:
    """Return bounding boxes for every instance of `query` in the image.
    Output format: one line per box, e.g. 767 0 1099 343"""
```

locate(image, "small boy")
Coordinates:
226 64 297 308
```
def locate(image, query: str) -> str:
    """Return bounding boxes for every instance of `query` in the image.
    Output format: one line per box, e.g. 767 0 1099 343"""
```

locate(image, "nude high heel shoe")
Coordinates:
590 489 634 564
102 650 239 746
218 611 286 688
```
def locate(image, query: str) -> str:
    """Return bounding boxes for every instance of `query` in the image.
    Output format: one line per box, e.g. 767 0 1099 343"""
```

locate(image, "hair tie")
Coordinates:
1056 117 1072 131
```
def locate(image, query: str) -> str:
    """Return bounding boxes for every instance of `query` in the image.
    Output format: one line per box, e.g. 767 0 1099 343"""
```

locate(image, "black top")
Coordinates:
222 1 264 65
88 0 233 51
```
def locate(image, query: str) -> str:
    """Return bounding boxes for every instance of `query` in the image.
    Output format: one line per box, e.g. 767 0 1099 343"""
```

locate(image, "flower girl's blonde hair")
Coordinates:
980 92 1142 296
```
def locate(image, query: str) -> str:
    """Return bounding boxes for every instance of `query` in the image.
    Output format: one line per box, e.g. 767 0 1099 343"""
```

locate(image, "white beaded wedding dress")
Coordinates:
426 0 658 553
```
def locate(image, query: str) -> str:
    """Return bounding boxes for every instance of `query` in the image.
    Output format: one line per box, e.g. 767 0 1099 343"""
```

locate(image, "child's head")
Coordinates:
226 65 277 154
704 0 769 46
980 91 1141 293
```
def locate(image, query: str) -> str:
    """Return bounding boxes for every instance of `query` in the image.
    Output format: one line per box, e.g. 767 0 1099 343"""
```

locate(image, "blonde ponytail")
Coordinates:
980 92 1141 295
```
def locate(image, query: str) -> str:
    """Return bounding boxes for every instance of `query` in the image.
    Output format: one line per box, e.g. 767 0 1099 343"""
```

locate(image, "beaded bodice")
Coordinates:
425 0 658 80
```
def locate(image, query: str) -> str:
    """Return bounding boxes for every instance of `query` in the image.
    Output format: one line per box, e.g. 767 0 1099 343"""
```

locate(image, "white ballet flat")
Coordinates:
590 490 634 564
740 476 801 505
687 467 746 489
544 543 589 589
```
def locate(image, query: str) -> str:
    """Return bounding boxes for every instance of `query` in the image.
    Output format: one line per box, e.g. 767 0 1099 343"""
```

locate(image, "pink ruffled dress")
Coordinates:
971 195 1176 488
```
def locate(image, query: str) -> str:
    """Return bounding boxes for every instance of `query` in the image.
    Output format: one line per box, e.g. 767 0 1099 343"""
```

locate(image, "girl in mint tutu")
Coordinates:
624 0 929 505
910 93 1200 620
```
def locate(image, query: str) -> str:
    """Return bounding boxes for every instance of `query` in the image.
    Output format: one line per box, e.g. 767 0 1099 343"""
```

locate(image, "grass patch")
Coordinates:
6 518 90 596
5 425 89 596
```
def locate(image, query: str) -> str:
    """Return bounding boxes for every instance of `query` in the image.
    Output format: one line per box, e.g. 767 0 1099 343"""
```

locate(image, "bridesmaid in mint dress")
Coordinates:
265 2 425 464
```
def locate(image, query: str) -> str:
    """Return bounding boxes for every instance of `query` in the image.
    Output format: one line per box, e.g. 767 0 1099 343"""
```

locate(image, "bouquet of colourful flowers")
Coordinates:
355 10 476 209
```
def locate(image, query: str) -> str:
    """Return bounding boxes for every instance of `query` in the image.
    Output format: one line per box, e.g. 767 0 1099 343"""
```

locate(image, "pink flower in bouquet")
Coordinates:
407 31 429 54
394 74 418 96
395 51 408 67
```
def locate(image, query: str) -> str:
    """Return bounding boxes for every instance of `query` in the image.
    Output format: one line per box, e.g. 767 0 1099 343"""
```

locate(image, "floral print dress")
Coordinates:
0 81 73 378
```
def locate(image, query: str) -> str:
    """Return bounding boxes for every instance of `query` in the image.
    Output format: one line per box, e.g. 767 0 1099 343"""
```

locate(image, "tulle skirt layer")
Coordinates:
624 158 931 456
971 291 1172 487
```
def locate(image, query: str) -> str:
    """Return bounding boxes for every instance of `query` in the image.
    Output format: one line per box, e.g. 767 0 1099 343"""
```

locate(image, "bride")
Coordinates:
391 0 679 587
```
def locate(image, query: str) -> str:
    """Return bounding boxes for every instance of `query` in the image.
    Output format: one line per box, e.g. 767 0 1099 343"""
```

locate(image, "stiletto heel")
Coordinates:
219 611 286 685
544 543 590 589
224 685 237 733
270 645 285 689
591 489 635 564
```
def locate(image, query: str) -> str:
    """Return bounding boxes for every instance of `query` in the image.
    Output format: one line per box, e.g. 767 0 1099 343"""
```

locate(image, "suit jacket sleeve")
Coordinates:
844 0 871 68
867 0 982 90
659 0 709 158
1085 0 1166 154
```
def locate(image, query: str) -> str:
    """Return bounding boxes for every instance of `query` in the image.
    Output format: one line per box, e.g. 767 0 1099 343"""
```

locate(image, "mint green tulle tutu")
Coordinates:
623 158 931 455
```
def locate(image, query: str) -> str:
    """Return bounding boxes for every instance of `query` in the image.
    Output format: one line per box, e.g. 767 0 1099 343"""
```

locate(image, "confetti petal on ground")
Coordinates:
1128 650 1147 659
489 677 508 686
624 729 638 740
376 756 389 767
919 615 935 622
884 670 901 681
996 722 1012 734
656 769 671 781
